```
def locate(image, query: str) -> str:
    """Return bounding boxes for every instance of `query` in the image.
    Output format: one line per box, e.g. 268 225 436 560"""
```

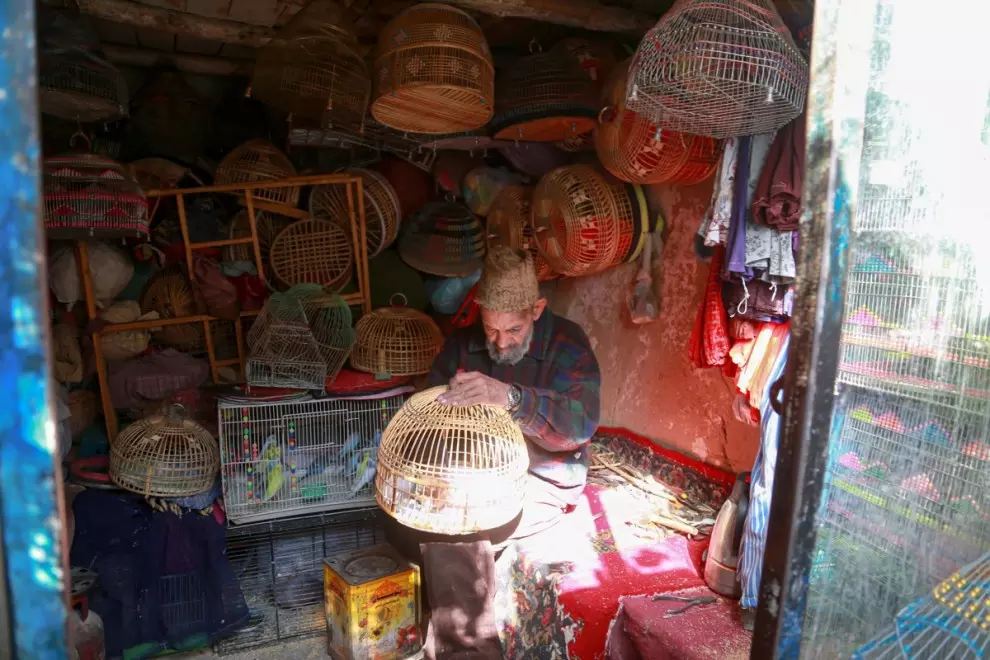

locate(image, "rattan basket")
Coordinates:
44 153 150 239
375 386 529 534
486 185 556 281
372 3 494 134
351 294 444 376
39 49 128 123
109 406 220 497
140 268 204 350
214 140 300 206
626 0 808 138
251 0 369 128
596 60 721 185
224 209 296 263
269 218 354 291
491 47 599 142
309 168 401 257
398 201 485 277
531 165 648 277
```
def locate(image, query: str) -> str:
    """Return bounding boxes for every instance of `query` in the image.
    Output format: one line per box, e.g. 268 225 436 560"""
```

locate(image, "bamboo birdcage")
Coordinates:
491 46 599 142
224 209 295 263
250 0 369 129
38 48 128 123
309 168 401 258
269 218 354 292
214 140 300 206
44 153 150 239
487 185 555 281
140 268 204 350
351 295 444 376
375 386 529 534
626 0 808 138
286 284 356 385
109 406 220 497
246 292 328 390
531 165 649 278
399 201 485 277
595 60 721 185
372 3 495 134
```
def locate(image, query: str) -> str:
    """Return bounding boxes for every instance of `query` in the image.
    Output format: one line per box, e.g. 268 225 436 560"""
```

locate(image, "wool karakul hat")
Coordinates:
474 246 540 312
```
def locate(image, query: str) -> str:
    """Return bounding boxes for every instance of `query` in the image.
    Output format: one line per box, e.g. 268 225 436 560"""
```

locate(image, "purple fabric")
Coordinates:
724 136 753 281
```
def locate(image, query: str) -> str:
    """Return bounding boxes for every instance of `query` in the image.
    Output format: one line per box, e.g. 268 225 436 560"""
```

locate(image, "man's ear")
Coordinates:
532 298 548 320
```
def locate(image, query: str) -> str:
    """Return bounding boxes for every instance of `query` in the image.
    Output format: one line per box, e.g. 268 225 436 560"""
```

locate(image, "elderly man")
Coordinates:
386 247 601 659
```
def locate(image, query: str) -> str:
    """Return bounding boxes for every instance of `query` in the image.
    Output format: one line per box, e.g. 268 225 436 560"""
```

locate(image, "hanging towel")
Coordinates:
752 113 807 232
689 247 731 369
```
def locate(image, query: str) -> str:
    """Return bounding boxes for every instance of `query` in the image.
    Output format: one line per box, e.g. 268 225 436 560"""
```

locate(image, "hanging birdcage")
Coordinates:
375 386 529 534
487 185 556 281
491 46 599 142
38 48 128 123
531 165 648 278
551 37 618 87
309 168 401 258
596 59 721 185
462 166 525 217
251 0 369 129
214 140 300 205
269 218 354 292
109 406 220 497
246 292 328 390
286 284 356 385
44 152 150 239
398 201 485 277
626 0 808 138
351 295 444 377
140 267 203 350
372 3 494 134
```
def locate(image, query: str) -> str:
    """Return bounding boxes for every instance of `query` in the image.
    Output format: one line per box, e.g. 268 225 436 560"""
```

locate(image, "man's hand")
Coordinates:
437 371 512 408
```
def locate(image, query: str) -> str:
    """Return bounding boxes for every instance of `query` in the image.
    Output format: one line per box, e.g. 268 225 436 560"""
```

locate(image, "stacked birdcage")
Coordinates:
309 168 401 258
372 3 495 134
595 59 721 185
626 0 808 138
251 0 369 129
286 284 356 385
39 48 128 123
140 267 203 350
487 185 555 281
399 201 485 277
491 47 599 142
44 153 150 239
376 386 530 534
531 165 648 277
215 140 300 205
351 295 445 376
246 293 328 391
269 218 354 291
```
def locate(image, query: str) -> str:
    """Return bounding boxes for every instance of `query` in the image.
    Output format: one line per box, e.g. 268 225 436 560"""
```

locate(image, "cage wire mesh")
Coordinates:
218 393 406 524
309 168 401 258
217 510 385 653
246 293 327 391
625 0 808 139
38 48 128 123
286 284 356 386
398 201 485 277
214 140 300 206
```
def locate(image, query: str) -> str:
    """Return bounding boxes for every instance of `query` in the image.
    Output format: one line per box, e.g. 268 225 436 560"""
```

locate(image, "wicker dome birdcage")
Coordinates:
487 185 556 281
270 218 354 291
140 267 204 350
39 49 128 123
491 47 599 143
309 168 401 258
351 295 444 376
224 209 296 263
376 386 529 534
596 60 721 185
251 0 369 129
44 153 150 239
550 37 618 87
626 0 808 139
214 140 300 206
531 165 649 278
109 407 220 497
372 3 494 134
398 201 485 277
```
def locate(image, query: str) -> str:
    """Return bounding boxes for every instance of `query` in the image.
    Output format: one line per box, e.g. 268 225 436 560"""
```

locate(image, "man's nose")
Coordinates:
496 335 513 349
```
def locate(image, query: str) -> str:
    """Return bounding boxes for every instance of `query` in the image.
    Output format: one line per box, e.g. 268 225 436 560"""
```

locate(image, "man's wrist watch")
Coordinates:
506 384 522 412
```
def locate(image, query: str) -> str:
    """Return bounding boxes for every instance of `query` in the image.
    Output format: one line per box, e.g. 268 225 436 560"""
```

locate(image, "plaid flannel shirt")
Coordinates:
427 311 601 488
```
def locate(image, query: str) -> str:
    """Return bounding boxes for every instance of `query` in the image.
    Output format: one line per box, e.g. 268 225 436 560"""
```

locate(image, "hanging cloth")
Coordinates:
689 246 730 368
752 113 807 232
698 137 739 247
724 136 753 281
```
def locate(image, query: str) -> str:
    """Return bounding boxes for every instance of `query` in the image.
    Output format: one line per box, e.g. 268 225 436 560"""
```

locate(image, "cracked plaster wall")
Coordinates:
548 180 759 474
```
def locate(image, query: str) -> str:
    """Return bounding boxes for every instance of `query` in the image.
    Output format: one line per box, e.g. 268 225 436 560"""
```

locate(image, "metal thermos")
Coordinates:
704 472 750 599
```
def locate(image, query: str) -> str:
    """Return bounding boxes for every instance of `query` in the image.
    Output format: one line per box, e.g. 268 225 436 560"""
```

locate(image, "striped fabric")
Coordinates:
738 333 790 608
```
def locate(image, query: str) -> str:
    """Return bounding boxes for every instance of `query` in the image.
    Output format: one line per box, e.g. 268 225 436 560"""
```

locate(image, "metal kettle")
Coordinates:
704 472 750 599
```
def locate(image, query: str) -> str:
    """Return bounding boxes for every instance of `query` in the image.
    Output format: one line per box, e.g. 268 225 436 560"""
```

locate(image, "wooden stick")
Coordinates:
76 241 118 441
607 464 678 503
202 319 219 384
175 193 194 281
355 178 372 316
187 237 258 250
243 191 266 283
145 173 358 198
234 196 309 220
652 517 700 536
233 317 246 379
100 43 254 77
100 314 212 334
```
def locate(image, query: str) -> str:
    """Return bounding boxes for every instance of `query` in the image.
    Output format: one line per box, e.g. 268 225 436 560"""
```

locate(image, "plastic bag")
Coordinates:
50 242 134 310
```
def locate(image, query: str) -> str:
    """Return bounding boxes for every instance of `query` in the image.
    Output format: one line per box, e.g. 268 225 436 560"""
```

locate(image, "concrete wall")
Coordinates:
549 180 759 474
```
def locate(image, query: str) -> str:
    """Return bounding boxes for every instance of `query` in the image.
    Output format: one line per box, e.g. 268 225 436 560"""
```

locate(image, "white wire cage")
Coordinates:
246 293 328 391
218 392 407 524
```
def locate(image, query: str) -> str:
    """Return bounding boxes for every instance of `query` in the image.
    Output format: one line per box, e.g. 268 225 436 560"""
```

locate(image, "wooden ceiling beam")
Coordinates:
443 0 656 34
100 44 254 76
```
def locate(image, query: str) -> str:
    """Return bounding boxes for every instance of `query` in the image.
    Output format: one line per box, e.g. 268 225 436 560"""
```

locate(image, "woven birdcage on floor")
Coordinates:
251 0 369 128
270 218 354 291
223 209 295 263
375 386 529 534
140 268 203 351
44 153 150 239
351 295 444 376
309 168 401 258
531 165 648 277
130 72 209 164
491 47 599 142
596 60 721 185
626 0 808 138
399 201 485 277
214 140 300 206
38 49 128 123
486 185 556 281
109 407 220 497
286 284 356 384
246 292 328 390
551 37 618 87
372 3 494 134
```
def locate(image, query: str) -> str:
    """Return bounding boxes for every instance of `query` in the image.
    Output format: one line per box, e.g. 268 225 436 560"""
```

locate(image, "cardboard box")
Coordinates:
323 543 422 660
